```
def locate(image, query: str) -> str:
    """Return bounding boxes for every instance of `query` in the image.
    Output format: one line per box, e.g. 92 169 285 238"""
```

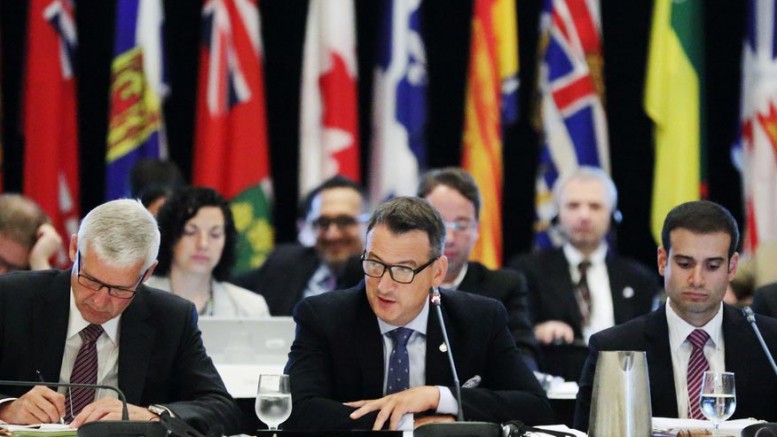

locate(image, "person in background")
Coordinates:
417 167 538 370
509 166 660 381
285 197 553 431
574 201 777 431
0 199 241 435
0 194 63 273
148 186 269 317
750 281 777 318
129 158 186 216
233 175 365 315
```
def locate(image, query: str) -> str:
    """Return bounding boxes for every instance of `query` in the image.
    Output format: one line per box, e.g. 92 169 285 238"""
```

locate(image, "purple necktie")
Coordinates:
687 329 710 419
66 324 103 420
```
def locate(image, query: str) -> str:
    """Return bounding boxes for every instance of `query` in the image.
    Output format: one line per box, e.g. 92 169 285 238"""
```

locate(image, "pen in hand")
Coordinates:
34 370 66 425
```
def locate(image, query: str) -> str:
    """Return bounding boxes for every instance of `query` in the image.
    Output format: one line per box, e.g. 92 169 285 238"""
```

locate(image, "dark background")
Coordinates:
0 0 746 269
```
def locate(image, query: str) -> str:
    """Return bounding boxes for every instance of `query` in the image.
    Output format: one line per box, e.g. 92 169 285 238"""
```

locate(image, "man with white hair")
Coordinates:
0 199 241 435
510 166 660 381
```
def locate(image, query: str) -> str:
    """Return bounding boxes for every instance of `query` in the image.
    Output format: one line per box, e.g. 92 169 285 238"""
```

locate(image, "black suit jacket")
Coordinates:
751 282 777 318
574 304 777 431
284 285 554 430
458 262 538 365
0 270 241 436
232 244 363 316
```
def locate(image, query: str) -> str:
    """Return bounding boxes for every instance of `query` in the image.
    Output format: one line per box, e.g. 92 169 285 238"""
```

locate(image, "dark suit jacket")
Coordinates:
751 282 777 318
284 285 554 430
232 244 363 316
458 262 538 366
574 304 777 431
0 270 241 436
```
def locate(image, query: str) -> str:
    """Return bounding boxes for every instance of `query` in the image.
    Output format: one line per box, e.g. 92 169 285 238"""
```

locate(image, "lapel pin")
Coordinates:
622 286 635 299
439 343 447 353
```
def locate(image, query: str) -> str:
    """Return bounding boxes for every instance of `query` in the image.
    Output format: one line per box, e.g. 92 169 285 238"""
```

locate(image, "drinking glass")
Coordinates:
699 371 736 434
255 374 292 431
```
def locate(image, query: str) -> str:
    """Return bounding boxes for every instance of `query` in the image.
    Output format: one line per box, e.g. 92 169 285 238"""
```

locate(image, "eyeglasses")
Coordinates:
443 219 475 232
311 214 365 230
75 251 147 299
361 254 438 284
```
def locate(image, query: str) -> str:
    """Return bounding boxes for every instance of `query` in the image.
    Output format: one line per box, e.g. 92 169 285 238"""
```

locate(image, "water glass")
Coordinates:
255 374 292 431
699 371 736 434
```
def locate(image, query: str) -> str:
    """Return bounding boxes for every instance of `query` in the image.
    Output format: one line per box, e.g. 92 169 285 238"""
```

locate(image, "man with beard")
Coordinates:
234 176 366 315
509 166 660 381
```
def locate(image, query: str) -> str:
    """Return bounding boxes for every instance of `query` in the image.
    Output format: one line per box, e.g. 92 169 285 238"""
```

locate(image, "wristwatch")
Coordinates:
148 404 174 418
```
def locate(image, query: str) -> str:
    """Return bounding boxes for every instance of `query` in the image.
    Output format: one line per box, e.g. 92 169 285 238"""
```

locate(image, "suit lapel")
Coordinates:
425 300 454 387
33 272 71 381
548 249 582 328
355 296 385 398
645 308 678 416
721 305 754 395
607 257 628 324
117 288 155 404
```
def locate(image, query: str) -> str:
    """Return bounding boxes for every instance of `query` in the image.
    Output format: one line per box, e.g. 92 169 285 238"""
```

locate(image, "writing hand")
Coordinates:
0 385 65 425
345 386 440 430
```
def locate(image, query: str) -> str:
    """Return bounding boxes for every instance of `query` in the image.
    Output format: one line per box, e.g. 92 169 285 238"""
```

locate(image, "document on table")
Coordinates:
0 423 75 436
652 417 763 436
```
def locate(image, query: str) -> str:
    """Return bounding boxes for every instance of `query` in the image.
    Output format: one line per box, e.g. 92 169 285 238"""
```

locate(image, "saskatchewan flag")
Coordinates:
645 0 705 244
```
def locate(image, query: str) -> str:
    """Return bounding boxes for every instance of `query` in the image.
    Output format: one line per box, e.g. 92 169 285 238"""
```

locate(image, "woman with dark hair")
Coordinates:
147 186 270 317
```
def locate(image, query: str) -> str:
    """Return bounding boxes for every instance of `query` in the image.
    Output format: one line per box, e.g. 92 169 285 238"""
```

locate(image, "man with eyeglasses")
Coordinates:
234 175 366 315
418 167 538 370
285 197 553 431
0 199 241 435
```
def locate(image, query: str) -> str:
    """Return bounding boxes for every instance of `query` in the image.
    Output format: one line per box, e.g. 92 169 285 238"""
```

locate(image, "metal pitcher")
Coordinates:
589 350 652 437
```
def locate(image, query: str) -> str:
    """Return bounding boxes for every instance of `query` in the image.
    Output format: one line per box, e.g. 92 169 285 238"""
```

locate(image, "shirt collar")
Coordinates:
441 263 469 290
377 296 430 336
68 286 121 345
563 242 608 266
665 299 724 350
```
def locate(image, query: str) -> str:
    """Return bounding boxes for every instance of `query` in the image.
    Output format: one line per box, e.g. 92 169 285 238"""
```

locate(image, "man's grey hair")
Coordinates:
552 166 618 211
77 199 160 269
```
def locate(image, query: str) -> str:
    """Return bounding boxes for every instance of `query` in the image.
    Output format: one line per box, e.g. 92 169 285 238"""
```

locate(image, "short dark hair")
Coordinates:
130 159 186 208
417 167 481 219
661 200 740 259
367 197 445 258
155 186 237 281
298 175 366 220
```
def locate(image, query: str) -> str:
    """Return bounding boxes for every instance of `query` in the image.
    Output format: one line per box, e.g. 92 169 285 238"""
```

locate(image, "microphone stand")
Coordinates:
742 306 777 378
430 287 464 422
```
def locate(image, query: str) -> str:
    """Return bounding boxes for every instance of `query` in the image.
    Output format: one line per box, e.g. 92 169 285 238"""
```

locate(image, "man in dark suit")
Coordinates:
509 166 659 381
417 167 538 369
751 282 777 318
234 176 366 315
575 201 777 431
285 197 553 431
0 199 241 436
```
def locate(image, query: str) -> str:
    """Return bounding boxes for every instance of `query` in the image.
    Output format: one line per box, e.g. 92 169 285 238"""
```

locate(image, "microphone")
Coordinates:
0 379 167 437
742 306 777 378
430 287 463 421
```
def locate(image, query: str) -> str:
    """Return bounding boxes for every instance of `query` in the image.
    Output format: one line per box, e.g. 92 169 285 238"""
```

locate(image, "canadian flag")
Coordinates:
298 0 360 198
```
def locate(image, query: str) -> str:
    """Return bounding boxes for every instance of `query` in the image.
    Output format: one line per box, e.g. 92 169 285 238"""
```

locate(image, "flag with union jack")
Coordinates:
23 0 80 266
736 0 777 257
194 0 273 272
105 0 168 200
369 0 427 203
533 0 609 248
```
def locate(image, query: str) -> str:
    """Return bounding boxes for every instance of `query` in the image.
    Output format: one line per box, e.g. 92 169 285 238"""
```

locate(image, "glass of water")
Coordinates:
256 374 292 431
699 371 736 434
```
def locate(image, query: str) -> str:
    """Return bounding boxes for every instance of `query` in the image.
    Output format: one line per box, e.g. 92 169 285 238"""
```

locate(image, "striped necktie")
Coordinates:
687 329 710 419
66 324 104 421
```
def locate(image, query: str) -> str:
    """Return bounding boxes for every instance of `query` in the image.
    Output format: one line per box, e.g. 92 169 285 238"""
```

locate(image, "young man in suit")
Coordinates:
285 197 553 431
574 201 777 431
509 166 660 381
418 167 538 369
0 199 241 435
233 175 365 315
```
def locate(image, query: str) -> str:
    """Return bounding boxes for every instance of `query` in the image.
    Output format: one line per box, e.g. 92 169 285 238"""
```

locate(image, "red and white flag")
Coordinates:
298 0 360 198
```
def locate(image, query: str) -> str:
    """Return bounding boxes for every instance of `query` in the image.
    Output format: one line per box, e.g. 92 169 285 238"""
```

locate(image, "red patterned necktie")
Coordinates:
66 324 104 421
686 329 710 419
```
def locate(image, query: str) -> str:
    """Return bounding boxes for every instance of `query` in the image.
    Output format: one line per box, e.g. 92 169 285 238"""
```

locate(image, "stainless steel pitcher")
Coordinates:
589 350 652 437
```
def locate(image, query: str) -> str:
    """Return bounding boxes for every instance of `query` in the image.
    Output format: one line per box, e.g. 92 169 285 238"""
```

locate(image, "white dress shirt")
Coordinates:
666 301 725 418
563 243 615 342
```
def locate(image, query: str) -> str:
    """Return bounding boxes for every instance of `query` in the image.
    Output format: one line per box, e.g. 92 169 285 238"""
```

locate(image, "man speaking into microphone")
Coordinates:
285 197 553 431
0 199 241 436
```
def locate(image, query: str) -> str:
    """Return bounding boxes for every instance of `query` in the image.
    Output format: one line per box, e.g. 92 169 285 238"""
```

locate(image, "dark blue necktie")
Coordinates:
386 327 413 394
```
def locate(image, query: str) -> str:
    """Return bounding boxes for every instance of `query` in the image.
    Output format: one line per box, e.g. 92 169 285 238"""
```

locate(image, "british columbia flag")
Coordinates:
534 0 609 248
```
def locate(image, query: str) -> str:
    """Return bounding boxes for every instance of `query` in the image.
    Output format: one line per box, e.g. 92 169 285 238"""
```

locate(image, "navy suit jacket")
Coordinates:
574 304 777 431
0 270 241 436
284 285 554 430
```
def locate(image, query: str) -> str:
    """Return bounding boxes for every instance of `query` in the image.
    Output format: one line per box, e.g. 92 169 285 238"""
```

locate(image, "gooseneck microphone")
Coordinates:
742 306 777 378
430 287 464 422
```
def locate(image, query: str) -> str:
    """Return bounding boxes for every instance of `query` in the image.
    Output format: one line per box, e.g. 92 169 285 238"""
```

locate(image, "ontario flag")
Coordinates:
736 0 777 257
23 0 80 266
533 0 609 249
461 0 519 268
369 0 427 203
105 0 168 200
298 0 360 198
194 0 273 272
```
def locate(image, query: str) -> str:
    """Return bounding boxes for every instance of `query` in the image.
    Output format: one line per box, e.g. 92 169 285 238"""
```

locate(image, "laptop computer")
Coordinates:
197 317 297 366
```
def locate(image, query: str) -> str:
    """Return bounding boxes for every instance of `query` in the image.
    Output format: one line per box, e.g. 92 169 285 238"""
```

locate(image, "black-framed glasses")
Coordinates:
75 251 147 299
361 254 438 284
311 214 366 230
443 219 475 232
